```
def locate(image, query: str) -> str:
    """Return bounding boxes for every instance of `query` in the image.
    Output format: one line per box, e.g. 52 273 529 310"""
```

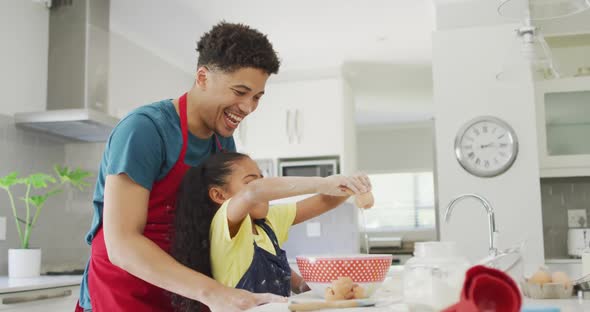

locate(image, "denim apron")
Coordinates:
235 219 292 296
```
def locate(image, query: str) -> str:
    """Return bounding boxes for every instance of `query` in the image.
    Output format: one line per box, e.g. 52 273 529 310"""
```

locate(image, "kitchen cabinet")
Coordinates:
235 77 350 160
536 76 590 177
0 285 80 311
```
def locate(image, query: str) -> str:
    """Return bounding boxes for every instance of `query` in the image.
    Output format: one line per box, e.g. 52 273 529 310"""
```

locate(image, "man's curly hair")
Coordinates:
196 22 280 74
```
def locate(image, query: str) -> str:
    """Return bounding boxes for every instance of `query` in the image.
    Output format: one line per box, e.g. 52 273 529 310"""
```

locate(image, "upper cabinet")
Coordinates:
536 76 590 177
535 32 590 177
235 77 354 164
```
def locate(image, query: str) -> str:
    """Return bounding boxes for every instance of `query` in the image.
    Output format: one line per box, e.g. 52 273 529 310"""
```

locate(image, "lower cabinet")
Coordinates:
0 285 80 311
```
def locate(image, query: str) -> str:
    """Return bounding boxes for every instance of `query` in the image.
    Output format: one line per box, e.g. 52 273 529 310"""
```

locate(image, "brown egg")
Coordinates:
355 192 374 209
324 287 343 301
529 269 552 285
352 284 366 299
331 277 354 298
551 271 572 288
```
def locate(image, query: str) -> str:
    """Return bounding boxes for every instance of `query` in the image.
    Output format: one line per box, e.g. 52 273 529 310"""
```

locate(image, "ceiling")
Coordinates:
109 0 436 74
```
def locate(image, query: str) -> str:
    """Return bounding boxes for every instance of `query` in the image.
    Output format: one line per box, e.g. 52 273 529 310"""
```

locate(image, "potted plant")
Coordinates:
0 165 92 278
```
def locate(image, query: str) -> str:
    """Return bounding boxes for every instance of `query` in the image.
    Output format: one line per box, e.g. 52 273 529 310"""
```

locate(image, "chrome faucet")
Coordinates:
444 194 499 257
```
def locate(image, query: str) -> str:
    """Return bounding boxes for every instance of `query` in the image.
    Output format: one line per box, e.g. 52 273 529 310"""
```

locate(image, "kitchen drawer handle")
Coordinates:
2 289 72 304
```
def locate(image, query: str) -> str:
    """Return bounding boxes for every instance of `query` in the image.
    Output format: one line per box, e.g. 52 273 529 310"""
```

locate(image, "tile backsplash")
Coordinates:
541 176 590 259
0 114 96 274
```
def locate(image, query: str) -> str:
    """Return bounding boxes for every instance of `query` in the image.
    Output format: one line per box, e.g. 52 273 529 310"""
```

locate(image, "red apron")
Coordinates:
79 93 222 311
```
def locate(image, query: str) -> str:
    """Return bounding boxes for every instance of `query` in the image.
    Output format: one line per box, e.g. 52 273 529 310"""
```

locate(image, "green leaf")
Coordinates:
25 173 56 189
54 165 92 191
23 196 43 208
0 172 21 190
21 189 62 208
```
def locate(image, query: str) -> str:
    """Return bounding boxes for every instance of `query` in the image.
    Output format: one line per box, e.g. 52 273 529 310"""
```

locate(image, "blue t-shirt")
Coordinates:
79 99 235 309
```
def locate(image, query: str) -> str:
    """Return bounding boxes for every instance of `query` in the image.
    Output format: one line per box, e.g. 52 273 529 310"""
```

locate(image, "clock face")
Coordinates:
455 116 518 177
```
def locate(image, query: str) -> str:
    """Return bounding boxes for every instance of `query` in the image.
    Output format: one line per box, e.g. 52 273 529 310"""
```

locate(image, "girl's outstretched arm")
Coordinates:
293 173 371 225
226 175 368 235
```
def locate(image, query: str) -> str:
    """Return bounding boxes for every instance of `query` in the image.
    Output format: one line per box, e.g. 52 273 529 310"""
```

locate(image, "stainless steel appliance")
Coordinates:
14 0 118 142
278 157 339 177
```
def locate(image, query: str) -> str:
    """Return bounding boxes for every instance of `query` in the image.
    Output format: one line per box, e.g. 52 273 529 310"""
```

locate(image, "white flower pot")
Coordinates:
8 248 41 278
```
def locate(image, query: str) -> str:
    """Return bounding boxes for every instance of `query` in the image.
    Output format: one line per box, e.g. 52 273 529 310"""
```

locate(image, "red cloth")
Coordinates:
86 94 191 311
442 265 522 312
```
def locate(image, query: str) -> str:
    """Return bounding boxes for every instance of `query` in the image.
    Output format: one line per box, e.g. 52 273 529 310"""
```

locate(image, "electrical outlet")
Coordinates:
306 222 321 237
0 217 6 240
568 209 587 228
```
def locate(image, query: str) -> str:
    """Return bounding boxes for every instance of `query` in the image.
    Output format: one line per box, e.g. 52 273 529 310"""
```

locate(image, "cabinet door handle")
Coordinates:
286 109 293 144
2 289 72 304
295 108 302 144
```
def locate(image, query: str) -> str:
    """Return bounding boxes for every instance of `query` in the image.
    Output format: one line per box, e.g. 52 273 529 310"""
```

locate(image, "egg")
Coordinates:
331 277 354 298
324 287 343 301
325 277 366 301
355 192 374 209
352 284 366 299
551 271 572 288
529 269 552 285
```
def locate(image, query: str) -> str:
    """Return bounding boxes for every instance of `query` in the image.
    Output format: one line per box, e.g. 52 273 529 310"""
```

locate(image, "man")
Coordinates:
76 22 286 312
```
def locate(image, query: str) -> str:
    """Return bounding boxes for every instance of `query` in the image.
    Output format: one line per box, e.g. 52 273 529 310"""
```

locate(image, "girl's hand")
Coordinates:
291 270 311 294
318 173 372 196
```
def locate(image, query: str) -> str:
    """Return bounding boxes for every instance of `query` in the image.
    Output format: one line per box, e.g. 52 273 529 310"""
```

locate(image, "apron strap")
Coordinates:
178 93 190 160
212 134 225 153
253 219 281 253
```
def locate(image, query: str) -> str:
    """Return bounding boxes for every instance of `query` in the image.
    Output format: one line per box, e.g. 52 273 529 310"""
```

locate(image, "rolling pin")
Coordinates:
288 299 376 311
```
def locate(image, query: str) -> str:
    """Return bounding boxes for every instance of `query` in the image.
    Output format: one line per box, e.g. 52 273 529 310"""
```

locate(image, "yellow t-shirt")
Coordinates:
210 199 297 288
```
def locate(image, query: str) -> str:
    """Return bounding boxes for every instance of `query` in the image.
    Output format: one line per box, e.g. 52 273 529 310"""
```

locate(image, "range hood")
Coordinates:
15 0 118 142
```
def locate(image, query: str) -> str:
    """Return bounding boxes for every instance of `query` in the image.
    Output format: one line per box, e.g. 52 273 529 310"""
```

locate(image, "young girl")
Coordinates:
171 152 371 311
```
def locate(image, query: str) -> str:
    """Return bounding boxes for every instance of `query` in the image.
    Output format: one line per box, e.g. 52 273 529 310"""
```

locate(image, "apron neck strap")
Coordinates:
254 219 281 250
178 93 189 158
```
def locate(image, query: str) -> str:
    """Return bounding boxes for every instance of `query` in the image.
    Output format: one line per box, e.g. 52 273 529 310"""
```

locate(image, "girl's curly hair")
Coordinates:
170 152 249 311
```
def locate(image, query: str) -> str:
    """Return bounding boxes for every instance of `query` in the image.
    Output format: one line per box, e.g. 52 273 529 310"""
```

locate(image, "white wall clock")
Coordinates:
454 116 519 177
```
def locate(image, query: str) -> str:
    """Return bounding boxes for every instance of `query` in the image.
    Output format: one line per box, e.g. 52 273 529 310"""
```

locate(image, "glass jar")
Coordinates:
403 242 470 310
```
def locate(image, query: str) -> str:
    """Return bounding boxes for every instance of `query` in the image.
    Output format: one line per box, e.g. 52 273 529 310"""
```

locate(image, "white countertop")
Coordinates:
247 294 590 312
524 298 590 312
248 265 590 312
0 275 82 294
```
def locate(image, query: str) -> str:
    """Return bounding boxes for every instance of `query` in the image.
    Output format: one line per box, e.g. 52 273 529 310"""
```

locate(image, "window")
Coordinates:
360 172 436 232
